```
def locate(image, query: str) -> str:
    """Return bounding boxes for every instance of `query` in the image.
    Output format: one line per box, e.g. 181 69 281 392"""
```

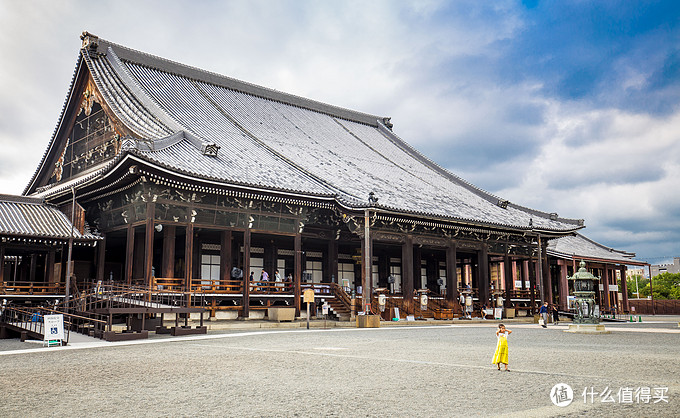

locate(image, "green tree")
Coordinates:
643 272 680 300
623 275 648 299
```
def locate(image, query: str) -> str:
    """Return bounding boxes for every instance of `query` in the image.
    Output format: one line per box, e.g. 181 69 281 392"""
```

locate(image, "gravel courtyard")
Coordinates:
1 320 678 417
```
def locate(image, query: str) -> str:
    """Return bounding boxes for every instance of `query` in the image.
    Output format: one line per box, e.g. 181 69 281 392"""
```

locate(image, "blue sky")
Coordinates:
0 0 679 263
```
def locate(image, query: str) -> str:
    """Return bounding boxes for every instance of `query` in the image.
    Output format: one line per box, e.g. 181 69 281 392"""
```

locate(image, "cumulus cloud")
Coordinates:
0 0 678 261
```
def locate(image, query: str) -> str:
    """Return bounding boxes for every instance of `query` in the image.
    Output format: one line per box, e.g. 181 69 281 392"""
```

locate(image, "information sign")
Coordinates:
43 314 65 341
303 288 315 303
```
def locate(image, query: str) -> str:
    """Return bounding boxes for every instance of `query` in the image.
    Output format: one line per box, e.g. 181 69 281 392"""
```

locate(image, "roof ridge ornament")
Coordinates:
80 31 99 51
382 117 393 130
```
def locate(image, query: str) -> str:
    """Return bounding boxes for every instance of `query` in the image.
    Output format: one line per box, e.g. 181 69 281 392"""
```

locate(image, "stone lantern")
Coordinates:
565 260 610 334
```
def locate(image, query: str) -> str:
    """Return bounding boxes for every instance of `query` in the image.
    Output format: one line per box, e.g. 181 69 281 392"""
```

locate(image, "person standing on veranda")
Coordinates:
492 323 512 371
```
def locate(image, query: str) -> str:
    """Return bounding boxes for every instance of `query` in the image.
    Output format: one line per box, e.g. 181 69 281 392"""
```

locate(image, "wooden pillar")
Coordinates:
220 230 232 284
558 260 569 311
402 236 414 312
242 229 251 318
162 225 176 278
327 239 338 283
241 228 252 319
132 229 145 282
445 241 457 304
503 254 513 308
144 203 155 288
543 253 552 304
96 236 106 282
529 260 537 314
125 224 134 285
264 240 276 278
477 245 490 305
46 249 56 284
413 245 422 291
294 233 301 316
522 260 529 290
185 223 194 292
602 266 610 310
29 254 37 282
620 266 630 312
193 232 200 282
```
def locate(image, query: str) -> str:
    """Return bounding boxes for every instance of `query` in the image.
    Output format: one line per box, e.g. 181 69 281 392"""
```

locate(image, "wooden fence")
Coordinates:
628 299 680 315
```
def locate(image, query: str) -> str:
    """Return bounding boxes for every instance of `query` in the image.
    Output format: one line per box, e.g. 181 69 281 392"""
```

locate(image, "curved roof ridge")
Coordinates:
86 34 385 127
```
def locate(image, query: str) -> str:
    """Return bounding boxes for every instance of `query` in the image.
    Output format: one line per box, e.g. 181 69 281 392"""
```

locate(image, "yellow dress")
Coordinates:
492 332 509 365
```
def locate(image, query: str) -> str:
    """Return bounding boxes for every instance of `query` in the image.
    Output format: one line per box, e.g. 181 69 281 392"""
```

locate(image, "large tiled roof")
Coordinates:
0 195 99 241
31 33 585 234
547 233 647 265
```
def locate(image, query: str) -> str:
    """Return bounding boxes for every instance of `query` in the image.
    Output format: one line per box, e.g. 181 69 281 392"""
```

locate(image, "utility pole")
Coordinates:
363 208 370 313
537 234 544 305
65 186 76 303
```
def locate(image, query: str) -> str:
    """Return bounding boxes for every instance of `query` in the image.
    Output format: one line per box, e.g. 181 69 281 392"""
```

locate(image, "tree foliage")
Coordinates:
628 272 680 300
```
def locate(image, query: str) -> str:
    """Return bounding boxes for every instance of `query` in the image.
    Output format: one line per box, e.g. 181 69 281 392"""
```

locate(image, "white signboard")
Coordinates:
598 284 604 291
322 303 329 315
515 280 522 288
608 284 618 292
494 308 503 320
43 314 65 341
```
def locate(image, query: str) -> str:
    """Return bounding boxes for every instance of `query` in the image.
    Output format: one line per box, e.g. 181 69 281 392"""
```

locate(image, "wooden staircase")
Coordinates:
324 297 351 321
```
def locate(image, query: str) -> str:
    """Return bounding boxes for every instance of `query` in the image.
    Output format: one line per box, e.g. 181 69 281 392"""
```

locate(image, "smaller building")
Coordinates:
625 267 646 279
651 257 680 277
546 233 648 313
0 194 100 299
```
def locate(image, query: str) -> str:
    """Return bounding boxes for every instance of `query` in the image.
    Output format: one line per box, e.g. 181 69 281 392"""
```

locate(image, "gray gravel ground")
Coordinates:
0 320 678 417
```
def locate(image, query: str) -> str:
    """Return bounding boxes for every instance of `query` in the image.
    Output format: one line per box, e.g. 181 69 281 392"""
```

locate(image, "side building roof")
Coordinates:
547 233 647 266
26 32 584 235
0 194 99 241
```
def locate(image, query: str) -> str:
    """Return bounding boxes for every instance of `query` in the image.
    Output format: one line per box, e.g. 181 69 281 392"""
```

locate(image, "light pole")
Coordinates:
65 186 76 303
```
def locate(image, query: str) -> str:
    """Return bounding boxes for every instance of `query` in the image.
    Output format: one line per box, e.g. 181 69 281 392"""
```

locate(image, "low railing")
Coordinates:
0 305 111 343
249 281 294 294
59 282 193 312
0 281 65 295
191 279 243 293
153 277 184 291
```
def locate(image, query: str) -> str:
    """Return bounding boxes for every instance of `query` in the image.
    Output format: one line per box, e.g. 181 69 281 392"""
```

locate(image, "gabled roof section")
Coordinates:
547 233 647 266
0 194 99 241
28 32 585 234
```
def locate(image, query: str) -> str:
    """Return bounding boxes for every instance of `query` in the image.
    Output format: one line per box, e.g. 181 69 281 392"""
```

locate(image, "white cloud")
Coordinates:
0 0 678 260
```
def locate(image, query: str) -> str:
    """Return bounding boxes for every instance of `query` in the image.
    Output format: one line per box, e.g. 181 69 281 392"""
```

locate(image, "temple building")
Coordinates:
7 32 593 319
545 233 647 314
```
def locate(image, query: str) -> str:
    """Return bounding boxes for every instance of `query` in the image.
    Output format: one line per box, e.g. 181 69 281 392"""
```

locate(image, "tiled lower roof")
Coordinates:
0 195 99 240
547 233 646 265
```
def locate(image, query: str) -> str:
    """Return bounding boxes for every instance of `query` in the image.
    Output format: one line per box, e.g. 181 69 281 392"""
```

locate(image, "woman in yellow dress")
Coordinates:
492 323 512 371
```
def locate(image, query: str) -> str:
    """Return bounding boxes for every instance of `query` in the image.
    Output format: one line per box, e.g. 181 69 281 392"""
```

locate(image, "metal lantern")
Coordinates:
568 261 600 324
